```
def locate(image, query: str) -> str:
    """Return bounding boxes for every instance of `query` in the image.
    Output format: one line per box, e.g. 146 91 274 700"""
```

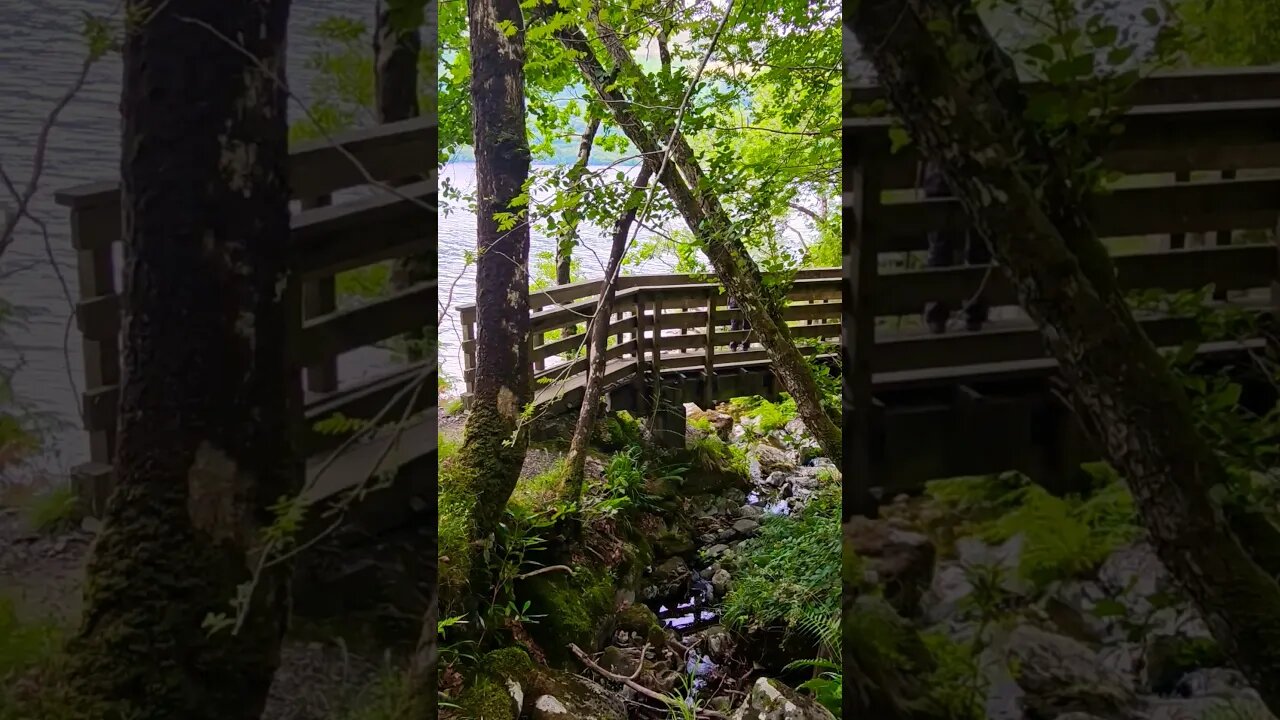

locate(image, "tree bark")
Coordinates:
556 116 601 287
439 0 532 615
536 4 843 464
563 165 653 502
849 0 1280 708
62 1 298 718
377 0 432 362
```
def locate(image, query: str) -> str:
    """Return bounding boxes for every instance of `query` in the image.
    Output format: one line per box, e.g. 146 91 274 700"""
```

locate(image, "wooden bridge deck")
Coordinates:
843 66 1280 507
60 115 437 522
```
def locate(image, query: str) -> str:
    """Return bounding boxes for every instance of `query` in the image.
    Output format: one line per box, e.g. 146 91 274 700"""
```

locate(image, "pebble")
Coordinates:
732 518 760 536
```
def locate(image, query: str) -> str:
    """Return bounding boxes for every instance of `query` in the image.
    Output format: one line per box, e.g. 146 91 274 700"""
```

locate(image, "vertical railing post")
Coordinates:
300 194 338 395
846 126 886 518
651 296 663 409
1169 169 1191 250
703 288 715 408
459 306 476 396
68 202 120 515
632 293 645 398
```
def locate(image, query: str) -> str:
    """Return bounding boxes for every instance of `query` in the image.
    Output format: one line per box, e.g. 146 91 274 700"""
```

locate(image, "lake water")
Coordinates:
437 162 675 388
0 0 372 478
436 162 824 388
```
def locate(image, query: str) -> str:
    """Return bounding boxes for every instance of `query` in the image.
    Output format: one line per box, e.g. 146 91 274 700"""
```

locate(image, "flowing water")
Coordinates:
0 1 372 478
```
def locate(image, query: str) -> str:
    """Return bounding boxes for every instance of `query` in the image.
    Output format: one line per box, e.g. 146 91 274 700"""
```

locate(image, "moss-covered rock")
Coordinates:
519 565 616 666
454 675 522 720
455 648 625 720
654 527 694 558
615 602 668 648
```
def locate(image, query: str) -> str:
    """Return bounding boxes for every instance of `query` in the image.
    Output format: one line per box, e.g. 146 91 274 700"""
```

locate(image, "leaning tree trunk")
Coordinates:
563 165 653 502
849 0 1280 707
376 0 432 362
537 4 843 463
556 116 601 287
63 1 298 718
438 0 532 614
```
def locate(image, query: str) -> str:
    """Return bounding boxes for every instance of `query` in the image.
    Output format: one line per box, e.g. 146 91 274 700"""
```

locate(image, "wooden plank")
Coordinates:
527 279 841 335
535 316 626 361
302 362 436 455
76 294 120 342
846 66 1280 109
871 338 1265 392
847 100 1280 190
872 245 1278 317
300 195 338 393
303 411 437 505
703 289 715 407
291 180 433 279
873 313 1224 374
296 279 437 367
82 385 119 433
54 115 437 211
456 267 842 318
871 177 1280 249
654 324 839 354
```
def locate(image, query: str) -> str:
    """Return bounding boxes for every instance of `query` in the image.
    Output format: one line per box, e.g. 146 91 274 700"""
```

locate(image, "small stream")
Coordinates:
655 486 790 634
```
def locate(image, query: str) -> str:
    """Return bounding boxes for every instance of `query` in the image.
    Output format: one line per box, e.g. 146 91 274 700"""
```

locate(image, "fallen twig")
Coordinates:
569 643 728 719
516 564 575 580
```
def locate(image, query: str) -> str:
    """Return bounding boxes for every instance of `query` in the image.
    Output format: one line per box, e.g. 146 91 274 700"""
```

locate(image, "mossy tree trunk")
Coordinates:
377 0 432 363
438 0 532 618
537 4 843 464
849 0 1280 708
63 1 299 717
563 165 653 502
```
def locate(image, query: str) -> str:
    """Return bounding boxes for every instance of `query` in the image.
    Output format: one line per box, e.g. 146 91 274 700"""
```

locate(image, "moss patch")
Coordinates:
508 460 566 513
453 675 518 720
615 602 667 648
439 457 478 615
519 565 616 666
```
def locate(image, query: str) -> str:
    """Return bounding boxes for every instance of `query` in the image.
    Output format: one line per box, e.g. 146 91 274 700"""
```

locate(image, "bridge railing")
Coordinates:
457 269 841 410
56 115 437 513
844 67 1280 487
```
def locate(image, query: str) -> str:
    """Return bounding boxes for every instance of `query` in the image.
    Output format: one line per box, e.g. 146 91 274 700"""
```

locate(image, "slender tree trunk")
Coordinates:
375 6 438 716
377 0 431 362
850 1 1280 707
438 0 532 614
63 1 298 717
537 4 843 464
556 116 601 287
563 165 653 500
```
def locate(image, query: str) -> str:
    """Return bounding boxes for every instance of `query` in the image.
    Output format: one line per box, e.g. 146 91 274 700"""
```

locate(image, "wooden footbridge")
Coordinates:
455 268 842 429
845 67 1280 508
60 116 437 527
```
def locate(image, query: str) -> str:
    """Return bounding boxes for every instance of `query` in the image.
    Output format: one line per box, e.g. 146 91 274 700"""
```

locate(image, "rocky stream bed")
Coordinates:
851 489 1277 720
443 400 840 720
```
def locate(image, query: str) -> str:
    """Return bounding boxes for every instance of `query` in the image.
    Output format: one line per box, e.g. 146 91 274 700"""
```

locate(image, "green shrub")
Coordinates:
728 394 798 435
721 484 840 647
25 485 78 533
439 433 461 463
975 481 1139 589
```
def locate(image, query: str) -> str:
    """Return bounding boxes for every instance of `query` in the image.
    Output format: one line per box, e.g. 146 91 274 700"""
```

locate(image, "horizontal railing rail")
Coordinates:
458 273 841 409
61 116 437 513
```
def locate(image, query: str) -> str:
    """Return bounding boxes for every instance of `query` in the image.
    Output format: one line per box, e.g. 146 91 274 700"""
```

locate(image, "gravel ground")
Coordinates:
0 501 387 719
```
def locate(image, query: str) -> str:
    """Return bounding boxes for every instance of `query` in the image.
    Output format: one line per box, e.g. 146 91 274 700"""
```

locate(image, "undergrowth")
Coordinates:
721 482 840 652
925 466 1141 589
